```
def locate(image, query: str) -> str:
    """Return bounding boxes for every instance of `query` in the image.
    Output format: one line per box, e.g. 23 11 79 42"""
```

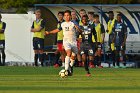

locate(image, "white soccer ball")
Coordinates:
59 69 68 78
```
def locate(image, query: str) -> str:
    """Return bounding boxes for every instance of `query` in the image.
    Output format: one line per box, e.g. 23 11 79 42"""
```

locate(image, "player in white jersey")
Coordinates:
46 10 81 76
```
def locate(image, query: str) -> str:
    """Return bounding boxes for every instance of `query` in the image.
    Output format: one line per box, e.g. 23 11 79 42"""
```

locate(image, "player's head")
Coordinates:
35 9 41 19
88 12 94 21
108 11 114 20
117 13 122 22
93 14 99 23
81 15 88 25
79 9 86 18
58 11 64 21
71 10 77 20
64 10 71 22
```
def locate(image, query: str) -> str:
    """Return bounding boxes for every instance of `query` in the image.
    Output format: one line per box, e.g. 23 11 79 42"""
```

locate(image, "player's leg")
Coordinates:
115 46 120 68
97 43 103 68
0 40 6 66
88 45 95 68
54 50 60 68
77 40 82 67
110 43 116 67
33 38 39 66
38 38 45 67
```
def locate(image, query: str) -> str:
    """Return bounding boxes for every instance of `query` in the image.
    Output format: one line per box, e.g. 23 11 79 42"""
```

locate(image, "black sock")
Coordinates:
97 56 101 66
2 51 6 66
84 60 90 74
39 54 44 66
94 56 98 66
34 54 38 66
111 51 115 66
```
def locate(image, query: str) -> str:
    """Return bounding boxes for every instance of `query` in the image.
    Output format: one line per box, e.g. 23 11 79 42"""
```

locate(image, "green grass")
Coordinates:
0 66 139 93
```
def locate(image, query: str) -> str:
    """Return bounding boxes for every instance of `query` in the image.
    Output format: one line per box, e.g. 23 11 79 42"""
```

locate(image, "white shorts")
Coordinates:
63 40 78 55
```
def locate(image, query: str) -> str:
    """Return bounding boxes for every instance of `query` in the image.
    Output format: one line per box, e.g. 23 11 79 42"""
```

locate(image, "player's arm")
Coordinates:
46 23 62 35
92 27 97 42
31 20 46 32
122 24 127 47
46 29 60 35
74 24 82 33
101 24 105 43
0 22 6 33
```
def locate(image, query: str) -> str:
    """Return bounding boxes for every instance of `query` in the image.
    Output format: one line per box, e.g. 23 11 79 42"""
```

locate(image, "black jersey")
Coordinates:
80 24 97 43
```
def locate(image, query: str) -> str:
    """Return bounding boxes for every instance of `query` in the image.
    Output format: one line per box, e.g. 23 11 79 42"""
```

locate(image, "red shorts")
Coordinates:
77 40 81 50
57 42 64 51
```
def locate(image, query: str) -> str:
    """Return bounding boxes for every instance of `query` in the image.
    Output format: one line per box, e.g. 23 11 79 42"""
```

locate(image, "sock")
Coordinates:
65 56 70 70
84 60 89 74
70 59 75 67
34 54 38 66
2 51 6 65
97 56 101 66
39 54 44 66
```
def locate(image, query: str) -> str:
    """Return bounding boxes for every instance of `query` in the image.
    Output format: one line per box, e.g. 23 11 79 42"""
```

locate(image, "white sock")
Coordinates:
65 56 70 70
70 59 75 67
62 62 65 67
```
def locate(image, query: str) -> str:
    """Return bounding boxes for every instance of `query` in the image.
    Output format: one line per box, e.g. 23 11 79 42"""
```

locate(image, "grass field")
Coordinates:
0 66 139 93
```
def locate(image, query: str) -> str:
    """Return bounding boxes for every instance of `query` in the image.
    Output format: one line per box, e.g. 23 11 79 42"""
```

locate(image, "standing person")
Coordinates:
31 9 46 67
77 9 87 67
106 11 116 67
88 12 94 25
54 11 66 68
114 14 127 68
46 10 81 76
92 14 105 68
0 14 6 66
80 15 97 76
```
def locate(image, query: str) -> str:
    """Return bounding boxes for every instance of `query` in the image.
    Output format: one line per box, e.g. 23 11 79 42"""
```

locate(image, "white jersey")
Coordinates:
61 21 77 42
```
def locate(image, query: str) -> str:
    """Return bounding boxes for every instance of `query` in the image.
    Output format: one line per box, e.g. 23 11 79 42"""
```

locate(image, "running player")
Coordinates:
80 15 97 76
114 14 127 68
31 9 46 66
0 14 6 66
46 10 81 76
92 14 105 68
106 11 116 67
77 9 87 67
54 11 66 68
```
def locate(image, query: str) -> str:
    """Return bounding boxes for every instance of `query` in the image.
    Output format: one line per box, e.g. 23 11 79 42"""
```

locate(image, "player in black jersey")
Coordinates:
79 15 97 76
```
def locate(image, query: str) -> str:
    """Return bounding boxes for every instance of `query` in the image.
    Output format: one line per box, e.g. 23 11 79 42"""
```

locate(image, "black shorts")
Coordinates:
80 42 94 56
0 40 5 50
33 37 44 50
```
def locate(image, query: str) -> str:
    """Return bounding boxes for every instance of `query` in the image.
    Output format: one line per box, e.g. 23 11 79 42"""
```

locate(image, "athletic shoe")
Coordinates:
114 66 120 68
54 64 59 68
98 65 103 68
86 73 91 77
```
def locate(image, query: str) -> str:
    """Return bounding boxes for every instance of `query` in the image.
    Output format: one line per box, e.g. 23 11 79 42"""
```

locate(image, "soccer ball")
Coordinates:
59 69 68 78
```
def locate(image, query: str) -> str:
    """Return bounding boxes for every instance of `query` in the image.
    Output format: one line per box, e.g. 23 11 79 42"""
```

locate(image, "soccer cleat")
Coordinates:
78 62 82 67
98 65 103 68
67 70 73 76
89 64 95 68
54 64 59 68
114 66 120 68
86 73 91 77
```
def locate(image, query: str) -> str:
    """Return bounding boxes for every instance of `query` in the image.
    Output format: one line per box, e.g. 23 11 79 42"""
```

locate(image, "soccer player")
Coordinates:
77 9 87 67
54 11 66 68
0 14 6 66
31 9 46 67
88 12 94 25
92 14 105 68
80 15 97 76
46 10 81 76
106 11 116 67
114 14 127 68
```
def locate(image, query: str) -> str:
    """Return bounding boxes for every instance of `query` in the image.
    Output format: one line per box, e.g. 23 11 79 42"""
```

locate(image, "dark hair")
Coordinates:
108 11 114 14
79 9 86 12
117 13 121 17
88 12 94 15
93 14 99 18
64 10 71 15
58 11 64 16
82 14 88 19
